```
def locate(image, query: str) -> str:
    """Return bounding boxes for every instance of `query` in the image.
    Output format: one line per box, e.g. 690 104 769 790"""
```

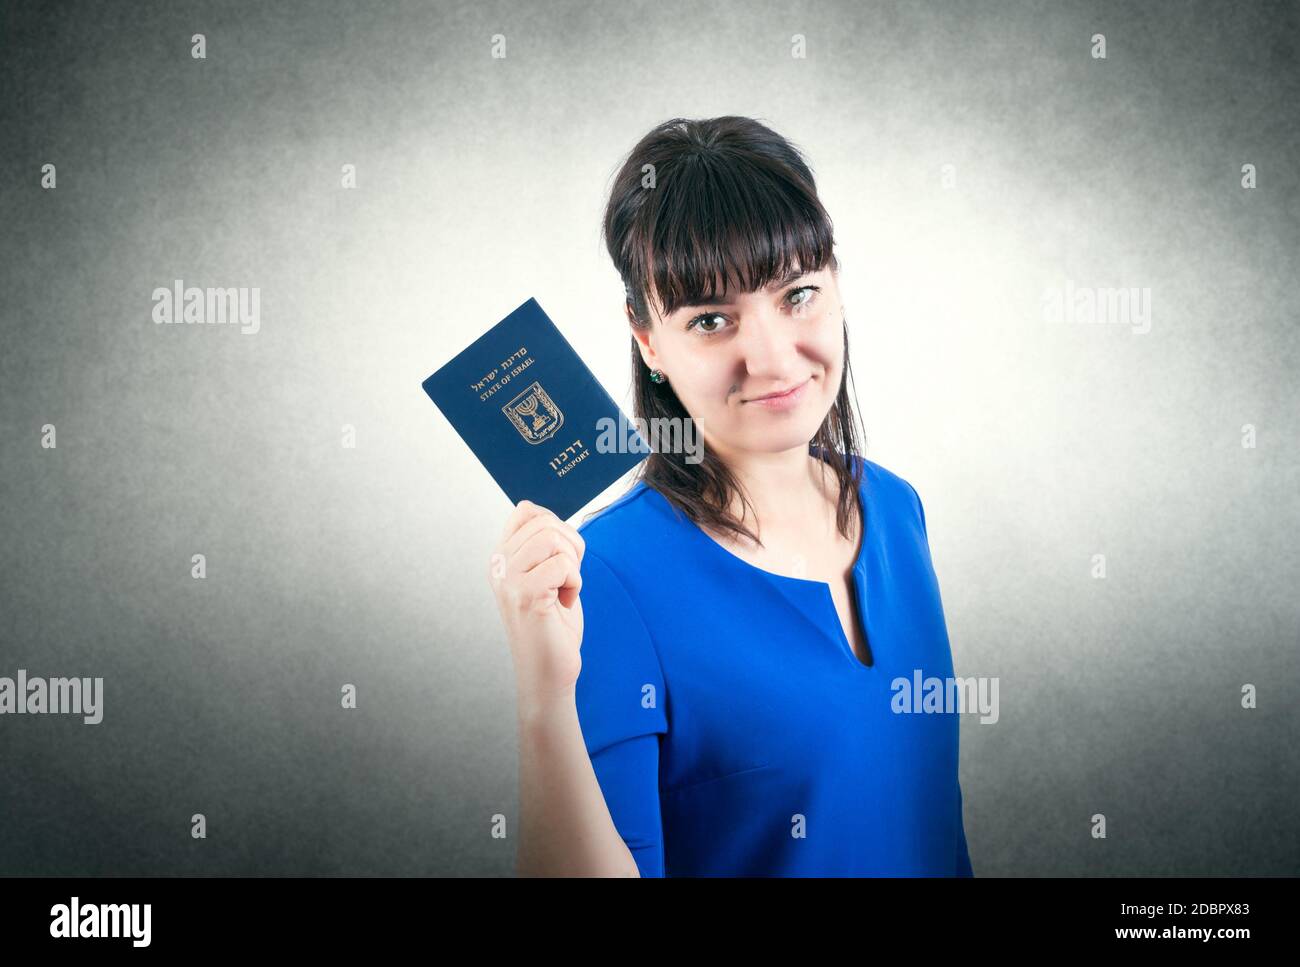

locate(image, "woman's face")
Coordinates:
630 263 844 461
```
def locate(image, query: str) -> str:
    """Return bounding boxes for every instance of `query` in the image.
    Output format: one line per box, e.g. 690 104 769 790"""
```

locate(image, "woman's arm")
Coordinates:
515 692 641 877
490 500 640 877
493 501 667 877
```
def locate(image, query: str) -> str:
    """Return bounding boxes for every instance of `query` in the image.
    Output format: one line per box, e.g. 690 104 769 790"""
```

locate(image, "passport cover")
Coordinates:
421 297 649 521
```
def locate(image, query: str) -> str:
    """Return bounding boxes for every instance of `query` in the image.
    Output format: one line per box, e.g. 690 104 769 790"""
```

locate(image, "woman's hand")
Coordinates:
489 499 586 708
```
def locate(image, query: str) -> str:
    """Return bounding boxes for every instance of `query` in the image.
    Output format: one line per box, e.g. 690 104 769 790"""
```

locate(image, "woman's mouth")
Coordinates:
743 377 812 411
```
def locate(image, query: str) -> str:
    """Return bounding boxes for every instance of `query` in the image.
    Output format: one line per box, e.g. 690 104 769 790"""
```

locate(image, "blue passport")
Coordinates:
421 297 649 521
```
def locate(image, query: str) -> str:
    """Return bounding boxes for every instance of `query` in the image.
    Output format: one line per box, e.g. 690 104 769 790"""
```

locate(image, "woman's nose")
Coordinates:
735 307 800 377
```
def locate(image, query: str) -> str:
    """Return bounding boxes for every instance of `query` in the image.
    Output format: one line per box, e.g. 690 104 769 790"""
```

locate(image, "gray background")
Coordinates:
1 0 1296 875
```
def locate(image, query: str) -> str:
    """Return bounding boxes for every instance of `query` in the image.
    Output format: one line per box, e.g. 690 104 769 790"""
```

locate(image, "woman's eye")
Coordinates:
686 313 729 336
788 285 820 310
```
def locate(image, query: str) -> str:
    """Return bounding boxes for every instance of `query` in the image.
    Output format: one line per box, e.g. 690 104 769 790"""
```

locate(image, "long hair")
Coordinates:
586 116 867 547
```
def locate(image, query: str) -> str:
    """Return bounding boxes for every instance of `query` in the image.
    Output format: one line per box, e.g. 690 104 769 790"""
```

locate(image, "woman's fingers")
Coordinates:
523 552 583 612
501 501 585 564
499 499 549 545
489 500 586 602
512 527 580 578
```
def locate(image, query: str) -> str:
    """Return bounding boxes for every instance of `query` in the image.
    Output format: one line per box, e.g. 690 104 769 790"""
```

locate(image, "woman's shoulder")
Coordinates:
575 479 686 570
859 455 923 504
812 446 920 510
857 455 931 537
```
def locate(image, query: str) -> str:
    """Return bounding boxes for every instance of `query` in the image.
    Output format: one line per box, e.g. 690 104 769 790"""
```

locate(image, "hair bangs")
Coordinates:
630 152 836 321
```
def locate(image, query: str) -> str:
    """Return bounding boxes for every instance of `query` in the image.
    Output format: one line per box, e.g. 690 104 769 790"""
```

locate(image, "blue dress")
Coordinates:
572 450 973 877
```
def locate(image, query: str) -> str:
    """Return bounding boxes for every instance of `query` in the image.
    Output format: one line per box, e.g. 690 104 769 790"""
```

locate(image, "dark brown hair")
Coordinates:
586 116 866 547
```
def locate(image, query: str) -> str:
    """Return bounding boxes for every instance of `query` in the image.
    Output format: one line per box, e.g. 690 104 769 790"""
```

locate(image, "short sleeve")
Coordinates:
903 477 929 540
573 549 669 877
573 550 669 754
586 734 665 877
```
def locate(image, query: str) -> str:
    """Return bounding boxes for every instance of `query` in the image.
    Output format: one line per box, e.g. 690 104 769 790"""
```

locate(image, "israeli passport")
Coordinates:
421 297 649 521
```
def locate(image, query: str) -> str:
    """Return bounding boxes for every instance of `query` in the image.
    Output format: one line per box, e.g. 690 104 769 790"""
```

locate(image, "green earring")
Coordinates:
649 368 667 384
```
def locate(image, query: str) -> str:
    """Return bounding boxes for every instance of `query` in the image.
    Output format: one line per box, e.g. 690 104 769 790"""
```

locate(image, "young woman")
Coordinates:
492 116 972 877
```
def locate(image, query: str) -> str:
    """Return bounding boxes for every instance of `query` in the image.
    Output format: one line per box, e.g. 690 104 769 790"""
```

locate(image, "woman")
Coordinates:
492 116 972 877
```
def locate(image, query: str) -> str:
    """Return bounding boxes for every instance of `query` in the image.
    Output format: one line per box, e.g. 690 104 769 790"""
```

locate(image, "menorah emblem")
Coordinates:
502 380 564 444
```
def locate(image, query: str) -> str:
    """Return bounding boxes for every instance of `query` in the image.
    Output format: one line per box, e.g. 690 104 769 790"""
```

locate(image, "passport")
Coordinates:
421 297 650 521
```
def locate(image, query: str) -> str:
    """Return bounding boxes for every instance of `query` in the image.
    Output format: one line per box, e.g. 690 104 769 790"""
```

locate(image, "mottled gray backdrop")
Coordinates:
1 0 1297 875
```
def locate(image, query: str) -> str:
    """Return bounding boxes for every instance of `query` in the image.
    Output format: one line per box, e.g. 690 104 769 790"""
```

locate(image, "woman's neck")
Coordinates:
717 447 839 540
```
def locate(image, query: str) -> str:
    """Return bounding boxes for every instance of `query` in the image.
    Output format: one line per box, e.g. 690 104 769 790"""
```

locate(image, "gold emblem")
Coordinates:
502 380 564 444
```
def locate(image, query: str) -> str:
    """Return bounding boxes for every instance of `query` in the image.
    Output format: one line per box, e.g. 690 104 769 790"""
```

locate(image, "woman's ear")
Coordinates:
629 313 658 370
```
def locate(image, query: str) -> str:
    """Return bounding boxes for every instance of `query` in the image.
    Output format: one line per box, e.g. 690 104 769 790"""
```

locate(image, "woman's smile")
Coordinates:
743 376 813 412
